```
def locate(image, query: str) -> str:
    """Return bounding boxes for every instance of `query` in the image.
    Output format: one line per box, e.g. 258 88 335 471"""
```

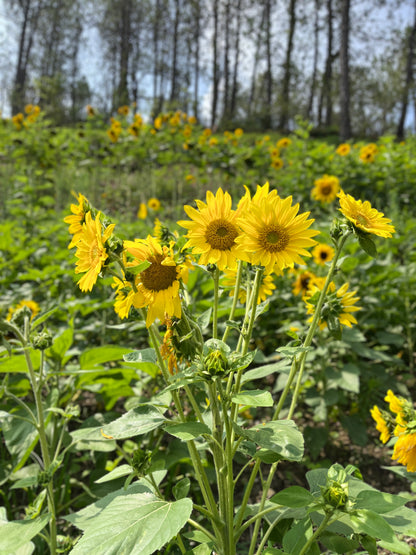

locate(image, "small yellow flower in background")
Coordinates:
64 191 89 248
147 198 161 211
292 270 316 296
137 203 147 219
107 126 121 143
118 236 189 327
7 300 40 322
271 157 284 170
370 405 391 444
24 104 34 114
183 125 192 138
178 188 242 271
222 267 276 304
277 137 291 148
312 243 335 265
128 123 141 136
12 113 24 129
359 143 378 163
134 113 143 125
209 137 218 147
304 281 361 330
338 190 395 238
32 105 41 116
336 143 350 156
203 128 212 137
183 142 189 150
188 115 197 125
74 212 115 292
234 128 244 137
154 116 163 130
169 113 181 126
117 105 130 116
312 175 340 203
110 118 121 128
269 147 280 158
392 433 416 472
236 194 319 275
185 174 195 182
86 105 95 117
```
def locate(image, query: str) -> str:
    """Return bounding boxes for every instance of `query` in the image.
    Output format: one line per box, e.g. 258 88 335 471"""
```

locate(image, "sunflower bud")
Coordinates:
322 481 349 510
131 448 152 477
32 331 53 350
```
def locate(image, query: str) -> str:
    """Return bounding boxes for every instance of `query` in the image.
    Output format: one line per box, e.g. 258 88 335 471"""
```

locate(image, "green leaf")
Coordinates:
354 490 408 514
271 486 314 508
0 351 41 373
172 477 190 500
80 345 135 369
319 531 360 554
101 405 166 440
282 517 313 554
349 509 395 542
241 359 291 384
276 346 313 358
165 421 211 441
232 389 273 407
357 232 377 257
123 348 157 364
0 514 50 554
69 493 192 555
31 306 59 330
46 326 73 360
233 420 304 461
378 536 415 555
129 260 152 274
94 464 133 483
69 413 117 452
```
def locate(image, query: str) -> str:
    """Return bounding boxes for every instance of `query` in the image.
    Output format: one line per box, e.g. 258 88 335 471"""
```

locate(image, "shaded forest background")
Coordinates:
2 0 416 140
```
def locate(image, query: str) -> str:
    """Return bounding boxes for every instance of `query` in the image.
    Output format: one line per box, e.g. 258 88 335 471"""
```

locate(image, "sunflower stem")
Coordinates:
222 260 244 343
212 266 220 339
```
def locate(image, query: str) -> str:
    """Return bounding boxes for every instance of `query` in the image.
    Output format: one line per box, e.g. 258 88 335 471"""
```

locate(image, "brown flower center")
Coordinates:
141 254 177 291
320 184 333 196
259 224 290 252
320 251 328 260
205 219 239 250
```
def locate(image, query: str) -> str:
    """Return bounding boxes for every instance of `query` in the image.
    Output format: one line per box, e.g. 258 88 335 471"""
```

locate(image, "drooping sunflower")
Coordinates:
304 281 361 330
311 175 340 203
338 190 395 238
236 195 319 274
222 266 276 304
64 192 89 248
178 188 243 270
392 433 416 472
312 243 335 266
370 405 391 444
74 211 115 292
118 236 189 327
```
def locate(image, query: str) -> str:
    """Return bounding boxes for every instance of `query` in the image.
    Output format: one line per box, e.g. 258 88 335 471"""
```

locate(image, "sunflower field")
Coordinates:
1 107 416 555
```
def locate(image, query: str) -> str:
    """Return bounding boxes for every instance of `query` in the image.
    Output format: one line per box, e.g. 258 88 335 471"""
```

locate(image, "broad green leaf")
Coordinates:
319 531 360 554
358 232 377 257
46 326 73 360
382 505 416 535
378 536 415 555
0 351 41 373
31 306 59 330
101 405 166 440
234 420 304 461
232 389 273 407
94 464 133 483
69 493 192 555
165 421 211 441
271 486 314 508
123 348 157 364
80 345 134 369
172 477 190 500
0 514 50 554
70 413 117 452
282 517 313 554
354 490 408 513
349 509 395 542
241 359 291 384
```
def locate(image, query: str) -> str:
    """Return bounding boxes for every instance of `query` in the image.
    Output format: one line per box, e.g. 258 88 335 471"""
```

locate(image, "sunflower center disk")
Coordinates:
261 226 290 252
320 185 332 196
141 255 177 291
205 219 239 250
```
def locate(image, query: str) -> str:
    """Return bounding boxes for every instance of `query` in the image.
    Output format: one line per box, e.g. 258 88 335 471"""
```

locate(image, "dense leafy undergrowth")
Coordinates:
1 109 416 554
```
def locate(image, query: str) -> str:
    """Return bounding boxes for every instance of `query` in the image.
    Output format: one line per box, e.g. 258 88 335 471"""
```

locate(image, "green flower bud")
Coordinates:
32 331 53 350
131 448 152 477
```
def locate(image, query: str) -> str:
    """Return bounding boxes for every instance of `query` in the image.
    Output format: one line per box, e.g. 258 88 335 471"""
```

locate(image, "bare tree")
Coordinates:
339 0 352 139
397 0 416 139
279 0 297 130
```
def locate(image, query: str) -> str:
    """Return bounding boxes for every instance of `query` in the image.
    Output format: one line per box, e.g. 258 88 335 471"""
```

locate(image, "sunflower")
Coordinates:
384 390 404 416
236 195 319 274
392 433 416 472
370 405 391 444
147 198 161 211
118 236 189 327
271 157 284 170
338 190 395 238
222 266 276 304
311 175 340 203
7 300 40 322
64 192 89 248
178 188 243 270
74 212 115 292
277 137 291 148
336 143 351 156
304 281 361 330
137 203 147 219
292 270 316 296
312 243 335 266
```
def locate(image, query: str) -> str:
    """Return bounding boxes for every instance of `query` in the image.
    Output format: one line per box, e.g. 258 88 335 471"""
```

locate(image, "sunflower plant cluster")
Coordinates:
55 180 415 555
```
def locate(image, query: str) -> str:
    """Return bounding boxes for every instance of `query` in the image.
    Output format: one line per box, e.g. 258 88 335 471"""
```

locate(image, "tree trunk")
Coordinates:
230 0 242 121
211 0 220 129
263 0 272 129
339 0 352 140
116 0 132 108
396 0 416 140
279 0 296 130
318 0 334 127
170 0 180 104
193 0 201 120
222 0 231 123
306 0 320 120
